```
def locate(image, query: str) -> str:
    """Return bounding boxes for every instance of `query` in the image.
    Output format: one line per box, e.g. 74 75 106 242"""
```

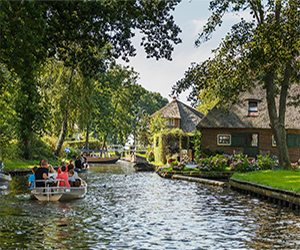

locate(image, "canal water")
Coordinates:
1 161 300 249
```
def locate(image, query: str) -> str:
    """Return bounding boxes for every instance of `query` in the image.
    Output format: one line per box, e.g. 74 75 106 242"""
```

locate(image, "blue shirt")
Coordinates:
28 174 35 189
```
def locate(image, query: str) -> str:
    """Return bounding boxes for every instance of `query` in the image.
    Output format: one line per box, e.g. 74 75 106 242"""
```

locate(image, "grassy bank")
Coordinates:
231 170 300 193
3 159 62 170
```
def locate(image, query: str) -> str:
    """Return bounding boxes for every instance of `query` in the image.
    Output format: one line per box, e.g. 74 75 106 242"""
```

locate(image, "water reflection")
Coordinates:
1 161 300 249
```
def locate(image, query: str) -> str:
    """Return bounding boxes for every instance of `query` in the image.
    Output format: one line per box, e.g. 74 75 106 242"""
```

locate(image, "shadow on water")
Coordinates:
1 161 300 249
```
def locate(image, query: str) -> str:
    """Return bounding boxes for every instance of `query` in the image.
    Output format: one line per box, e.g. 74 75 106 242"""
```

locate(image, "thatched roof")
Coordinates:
197 85 300 129
152 97 204 133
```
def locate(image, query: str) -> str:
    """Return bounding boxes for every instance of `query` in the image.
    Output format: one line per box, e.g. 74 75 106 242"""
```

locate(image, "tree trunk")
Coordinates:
54 118 68 157
85 123 89 150
264 71 291 170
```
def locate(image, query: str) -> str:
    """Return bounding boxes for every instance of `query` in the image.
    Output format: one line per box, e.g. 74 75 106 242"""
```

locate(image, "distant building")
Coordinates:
151 97 204 133
197 85 300 161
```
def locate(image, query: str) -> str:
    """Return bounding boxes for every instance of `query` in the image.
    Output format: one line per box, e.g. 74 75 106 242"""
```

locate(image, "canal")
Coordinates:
1 161 300 249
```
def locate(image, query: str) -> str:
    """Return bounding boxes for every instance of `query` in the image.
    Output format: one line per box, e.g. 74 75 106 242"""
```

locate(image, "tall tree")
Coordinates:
0 1 49 158
1 0 182 158
172 0 300 169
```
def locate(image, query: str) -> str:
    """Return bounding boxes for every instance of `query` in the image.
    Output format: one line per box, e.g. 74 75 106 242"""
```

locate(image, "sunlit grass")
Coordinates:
232 170 300 193
3 159 61 170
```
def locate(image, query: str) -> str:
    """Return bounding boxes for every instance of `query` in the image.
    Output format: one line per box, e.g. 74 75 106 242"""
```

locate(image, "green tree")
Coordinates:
148 112 167 144
92 65 142 147
172 0 300 169
0 1 49 158
0 64 16 161
1 0 182 158
136 113 151 147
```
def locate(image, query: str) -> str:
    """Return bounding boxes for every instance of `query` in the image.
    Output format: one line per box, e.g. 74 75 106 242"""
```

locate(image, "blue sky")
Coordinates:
118 0 247 106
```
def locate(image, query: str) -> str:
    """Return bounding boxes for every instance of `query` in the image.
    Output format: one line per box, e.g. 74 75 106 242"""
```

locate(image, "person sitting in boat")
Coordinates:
80 154 88 169
68 169 76 186
75 156 82 169
67 164 78 180
67 159 73 168
47 165 58 180
56 165 70 187
35 159 49 187
28 166 38 189
57 161 69 174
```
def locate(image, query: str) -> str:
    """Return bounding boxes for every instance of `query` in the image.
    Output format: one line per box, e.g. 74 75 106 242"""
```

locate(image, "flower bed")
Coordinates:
162 154 280 174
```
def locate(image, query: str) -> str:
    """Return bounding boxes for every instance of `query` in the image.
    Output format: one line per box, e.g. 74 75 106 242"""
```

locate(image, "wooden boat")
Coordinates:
78 149 120 165
87 156 119 164
30 178 87 202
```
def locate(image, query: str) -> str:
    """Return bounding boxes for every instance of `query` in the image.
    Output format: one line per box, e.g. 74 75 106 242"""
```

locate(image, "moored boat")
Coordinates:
0 162 12 184
30 178 87 202
87 156 120 164
79 149 120 164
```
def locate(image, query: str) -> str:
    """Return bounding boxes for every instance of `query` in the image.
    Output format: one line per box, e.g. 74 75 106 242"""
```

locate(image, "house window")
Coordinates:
248 101 258 116
217 134 231 146
167 118 174 126
287 134 300 148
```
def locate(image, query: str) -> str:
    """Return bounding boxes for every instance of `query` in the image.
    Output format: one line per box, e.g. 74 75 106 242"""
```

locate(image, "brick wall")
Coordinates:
200 128 300 162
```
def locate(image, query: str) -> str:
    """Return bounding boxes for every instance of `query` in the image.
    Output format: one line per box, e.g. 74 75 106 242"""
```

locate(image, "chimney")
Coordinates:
173 97 177 101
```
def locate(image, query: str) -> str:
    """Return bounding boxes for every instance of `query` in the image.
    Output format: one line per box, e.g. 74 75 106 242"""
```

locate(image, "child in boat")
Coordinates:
56 165 70 187
28 166 38 189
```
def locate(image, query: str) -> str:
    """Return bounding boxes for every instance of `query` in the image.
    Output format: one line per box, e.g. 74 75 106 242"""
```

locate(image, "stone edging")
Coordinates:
229 178 300 209
172 175 228 187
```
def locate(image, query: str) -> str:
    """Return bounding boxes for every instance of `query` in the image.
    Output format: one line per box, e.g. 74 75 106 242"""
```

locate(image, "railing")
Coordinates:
31 179 69 202
78 144 149 157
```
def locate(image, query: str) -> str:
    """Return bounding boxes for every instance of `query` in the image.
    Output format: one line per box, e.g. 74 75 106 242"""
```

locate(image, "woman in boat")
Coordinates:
56 165 70 187
47 165 57 180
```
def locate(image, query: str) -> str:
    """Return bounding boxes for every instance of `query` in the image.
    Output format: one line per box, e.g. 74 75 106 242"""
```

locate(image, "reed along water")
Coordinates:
1 161 300 249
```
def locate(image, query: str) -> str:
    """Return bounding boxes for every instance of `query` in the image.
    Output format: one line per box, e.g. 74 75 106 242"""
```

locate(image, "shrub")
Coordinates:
171 160 185 170
256 155 277 170
147 151 154 162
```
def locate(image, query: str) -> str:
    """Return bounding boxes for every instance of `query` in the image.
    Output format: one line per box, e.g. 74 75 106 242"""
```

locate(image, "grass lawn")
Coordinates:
231 170 300 193
3 159 62 170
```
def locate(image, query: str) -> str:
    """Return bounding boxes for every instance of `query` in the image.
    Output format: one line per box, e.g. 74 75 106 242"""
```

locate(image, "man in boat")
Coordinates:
80 154 88 169
75 156 82 169
35 159 49 187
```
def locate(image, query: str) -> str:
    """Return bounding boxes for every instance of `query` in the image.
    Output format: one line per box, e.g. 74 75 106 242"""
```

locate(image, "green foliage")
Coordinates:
66 140 101 151
171 160 185 170
194 131 202 162
147 149 154 162
196 89 219 115
171 0 300 169
149 112 167 142
1 0 182 160
196 154 227 171
256 155 277 171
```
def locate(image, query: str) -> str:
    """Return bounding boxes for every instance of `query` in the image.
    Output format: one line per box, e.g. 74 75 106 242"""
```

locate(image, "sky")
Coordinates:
118 0 246 106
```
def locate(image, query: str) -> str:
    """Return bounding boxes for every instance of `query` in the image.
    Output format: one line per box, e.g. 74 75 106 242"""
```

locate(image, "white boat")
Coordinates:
30 178 87 202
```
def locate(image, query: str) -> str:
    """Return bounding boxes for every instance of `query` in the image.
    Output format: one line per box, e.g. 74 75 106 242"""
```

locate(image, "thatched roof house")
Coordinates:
197 85 300 161
152 97 204 133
